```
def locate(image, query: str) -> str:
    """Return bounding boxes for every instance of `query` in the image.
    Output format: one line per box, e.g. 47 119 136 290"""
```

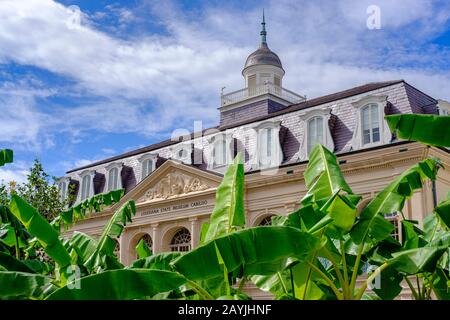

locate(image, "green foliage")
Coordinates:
16 159 67 222
9 195 71 269
172 226 320 281
46 269 187 300
135 238 152 259
351 158 441 245
203 153 245 242
386 114 450 147
60 189 125 225
0 271 52 299
83 200 136 272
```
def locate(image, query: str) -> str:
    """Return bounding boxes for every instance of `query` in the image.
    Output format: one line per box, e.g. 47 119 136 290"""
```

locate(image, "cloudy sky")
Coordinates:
0 0 449 183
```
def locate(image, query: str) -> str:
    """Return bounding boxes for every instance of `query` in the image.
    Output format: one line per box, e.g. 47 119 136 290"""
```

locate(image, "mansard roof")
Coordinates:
66 79 432 174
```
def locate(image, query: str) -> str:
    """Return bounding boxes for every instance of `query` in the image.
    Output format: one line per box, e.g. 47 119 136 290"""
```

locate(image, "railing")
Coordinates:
221 83 306 107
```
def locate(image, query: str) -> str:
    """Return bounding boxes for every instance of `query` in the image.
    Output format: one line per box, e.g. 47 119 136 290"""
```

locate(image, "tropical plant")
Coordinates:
0 112 449 300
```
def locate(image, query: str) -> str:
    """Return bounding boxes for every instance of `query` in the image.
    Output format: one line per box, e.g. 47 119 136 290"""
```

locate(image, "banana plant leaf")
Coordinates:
431 268 450 300
129 252 181 270
0 271 52 299
371 265 403 300
46 269 186 300
0 149 13 166
172 226 320 281
203 153 245 243
60 189 125 225
84 200 136 271
9 195 71 268
385 114 450 147
0 252 36 273
68 231 98 264
435 198 450 229
302 145 353 205
351 158 441 244
136 238 152 259
389 246 448 274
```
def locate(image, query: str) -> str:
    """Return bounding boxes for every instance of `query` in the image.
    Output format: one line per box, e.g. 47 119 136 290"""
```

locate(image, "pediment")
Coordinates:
122 160 222 206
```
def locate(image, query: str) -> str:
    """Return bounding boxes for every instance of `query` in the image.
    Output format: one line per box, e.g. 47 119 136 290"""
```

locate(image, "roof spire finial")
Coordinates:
260 9 267 46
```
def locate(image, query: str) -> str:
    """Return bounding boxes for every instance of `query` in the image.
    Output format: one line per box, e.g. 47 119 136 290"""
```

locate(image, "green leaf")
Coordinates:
0 252 36 273
69 231 98 264
84 200 136 272
136 238 152 259
46 269 186 300
386 114 450 147
435 198 450 229
371 265 403 300
0 149 13 167
0 271 52 299
9 195 71 268
320 192 357 236
302 145 353 205
389 246 448 274
129 252 182 270
172 226 320 281
203 153 245 242
351 158 441 244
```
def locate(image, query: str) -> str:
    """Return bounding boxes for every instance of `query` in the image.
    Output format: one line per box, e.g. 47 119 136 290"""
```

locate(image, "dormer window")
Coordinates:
139 153 157 181
307 117 324 153
171 143 192 164
299 108 334 160
79 170 95 202
362 104 380 145
351 95 390 150
57 178 69 202
105 163 122 192
208 134 232 170
253 121 283 169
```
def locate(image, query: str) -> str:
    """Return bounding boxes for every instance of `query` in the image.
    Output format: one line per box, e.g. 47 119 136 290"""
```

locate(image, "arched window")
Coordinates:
307 116 324 153
58 180 67 202
213 139 227 168
107 167 119 191
141 159 153 180
169 228 191 252
139 154 157 181
171 144 192 164
254 121 283 170
80 174 91 201
361 103 380 145
258 215 274 226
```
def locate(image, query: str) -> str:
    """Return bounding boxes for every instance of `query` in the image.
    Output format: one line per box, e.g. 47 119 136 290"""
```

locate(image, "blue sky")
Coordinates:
0 0 450 183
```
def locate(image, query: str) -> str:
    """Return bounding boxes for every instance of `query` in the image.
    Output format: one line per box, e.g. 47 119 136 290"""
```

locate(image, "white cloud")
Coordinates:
0 161 30 184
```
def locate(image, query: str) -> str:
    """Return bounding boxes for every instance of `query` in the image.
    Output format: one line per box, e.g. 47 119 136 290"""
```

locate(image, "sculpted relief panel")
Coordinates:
138 170 211 203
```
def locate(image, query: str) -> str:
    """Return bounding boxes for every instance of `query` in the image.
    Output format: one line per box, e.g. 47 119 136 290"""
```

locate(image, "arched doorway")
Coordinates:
169 228 191 252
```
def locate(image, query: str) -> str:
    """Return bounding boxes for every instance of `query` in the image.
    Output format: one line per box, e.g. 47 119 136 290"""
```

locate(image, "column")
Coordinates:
119 232 128 265
151 223 161 254
189 217 200 249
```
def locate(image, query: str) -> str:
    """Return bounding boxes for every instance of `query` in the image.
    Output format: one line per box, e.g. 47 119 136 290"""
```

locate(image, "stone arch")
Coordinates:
128 232 153 260
250 208 283 227
161 222 192 252
256 214 276 226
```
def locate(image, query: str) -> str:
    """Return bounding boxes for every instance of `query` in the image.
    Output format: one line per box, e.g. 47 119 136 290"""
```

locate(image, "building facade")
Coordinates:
59 16 450 297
